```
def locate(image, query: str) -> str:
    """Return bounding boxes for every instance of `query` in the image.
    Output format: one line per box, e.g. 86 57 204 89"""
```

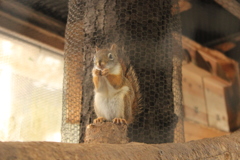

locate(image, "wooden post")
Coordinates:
84 122 129 144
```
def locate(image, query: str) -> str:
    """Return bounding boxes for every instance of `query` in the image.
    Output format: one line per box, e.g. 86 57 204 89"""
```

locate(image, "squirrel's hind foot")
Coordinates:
93 117 107 123
112 118 127 125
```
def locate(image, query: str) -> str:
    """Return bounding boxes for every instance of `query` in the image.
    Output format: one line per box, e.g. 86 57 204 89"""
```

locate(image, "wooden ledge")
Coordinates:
0 130 239 159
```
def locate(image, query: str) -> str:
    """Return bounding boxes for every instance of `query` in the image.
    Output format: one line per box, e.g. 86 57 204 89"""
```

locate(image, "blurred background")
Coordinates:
0 0 239 142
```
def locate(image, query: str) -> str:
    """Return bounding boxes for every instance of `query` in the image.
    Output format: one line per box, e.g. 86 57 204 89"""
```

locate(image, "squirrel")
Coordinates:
92 44 140 125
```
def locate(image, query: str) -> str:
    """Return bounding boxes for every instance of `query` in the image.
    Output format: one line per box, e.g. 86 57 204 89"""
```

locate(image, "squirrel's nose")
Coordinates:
97 60 105 69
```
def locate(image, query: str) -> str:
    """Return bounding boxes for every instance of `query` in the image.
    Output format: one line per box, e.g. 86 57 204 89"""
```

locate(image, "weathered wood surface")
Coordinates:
0 0 66 36
0 1 65 51
182 63 211 125
84 122 129 144
182 35 240 131
0 130 239 160
204 76 232 132
214 0 240 20
184 120 229 142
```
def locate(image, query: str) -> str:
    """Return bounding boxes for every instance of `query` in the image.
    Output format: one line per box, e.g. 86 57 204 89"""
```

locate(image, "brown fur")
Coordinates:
92 44 141 124
92 76 99 90
106 72 124 89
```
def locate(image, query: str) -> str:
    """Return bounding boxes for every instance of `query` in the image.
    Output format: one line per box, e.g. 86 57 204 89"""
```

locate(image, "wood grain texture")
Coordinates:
214 0 240 20
204 76 231 132
184 120 229 142
0 0 65 36
182 35 240 132
84 122 129 144
0 130 239 160
0 11 64 51
182 63 211 125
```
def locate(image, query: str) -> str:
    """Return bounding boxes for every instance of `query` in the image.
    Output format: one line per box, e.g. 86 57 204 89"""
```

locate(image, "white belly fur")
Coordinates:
94 77 129 120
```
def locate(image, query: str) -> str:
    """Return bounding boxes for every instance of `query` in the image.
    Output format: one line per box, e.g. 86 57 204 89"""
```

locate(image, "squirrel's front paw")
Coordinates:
101 68 109 76
93 68 101 76
93 117 106 123
112 118 127 125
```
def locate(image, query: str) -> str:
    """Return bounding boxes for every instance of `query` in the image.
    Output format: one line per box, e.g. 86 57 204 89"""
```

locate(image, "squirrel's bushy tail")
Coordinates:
117 45 142 121
125 65 142 118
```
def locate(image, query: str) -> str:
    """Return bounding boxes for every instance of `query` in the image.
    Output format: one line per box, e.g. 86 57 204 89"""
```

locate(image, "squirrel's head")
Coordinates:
93 44 118 70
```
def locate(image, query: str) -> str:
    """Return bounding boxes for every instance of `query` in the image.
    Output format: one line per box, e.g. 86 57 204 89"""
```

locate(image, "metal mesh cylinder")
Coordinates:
62 0 184 144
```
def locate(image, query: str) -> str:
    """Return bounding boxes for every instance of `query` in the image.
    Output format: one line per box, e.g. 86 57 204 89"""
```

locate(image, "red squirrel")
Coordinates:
92 44 140 124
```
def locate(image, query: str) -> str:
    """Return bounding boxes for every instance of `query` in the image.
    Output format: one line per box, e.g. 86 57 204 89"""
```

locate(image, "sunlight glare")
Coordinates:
1 40 13 56
0 64 12 140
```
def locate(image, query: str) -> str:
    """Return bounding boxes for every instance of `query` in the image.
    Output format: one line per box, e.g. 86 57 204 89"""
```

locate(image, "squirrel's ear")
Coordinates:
110 44 117 51
95 46 100 52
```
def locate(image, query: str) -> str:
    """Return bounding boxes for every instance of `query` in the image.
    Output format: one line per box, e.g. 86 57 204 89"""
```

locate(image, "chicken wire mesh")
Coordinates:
16 0 68 23
62 0 184 144
181 0 240 45
0 32 63 141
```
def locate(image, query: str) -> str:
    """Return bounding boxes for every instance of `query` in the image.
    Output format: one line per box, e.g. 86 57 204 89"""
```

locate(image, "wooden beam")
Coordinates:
178 0 192 13
0 11 64 52
184 120 229 142
172 0 192 15
205 32 240 53
214 0 240 20
182 35 238 83
0 130 239 159
0 0 66 37
213 41 236 52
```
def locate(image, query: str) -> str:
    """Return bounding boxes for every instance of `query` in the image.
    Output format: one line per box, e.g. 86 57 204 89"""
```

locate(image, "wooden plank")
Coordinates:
0 11 64 52
0 131 239 160
182 63 211 125
182 35 239 82
178 0 192 13
213 41 236 52
214 0 240 20
0 0 66 37
172 0 192 15
206 32 240 48
197 47 238 83
181 36 214 72
182 35 240 132
181 35 202 62
203 76 231 132
184 119 229 142
182 36 240 107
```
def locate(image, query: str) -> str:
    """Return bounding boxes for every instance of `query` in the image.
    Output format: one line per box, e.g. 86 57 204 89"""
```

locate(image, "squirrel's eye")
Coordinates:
108 53 114 60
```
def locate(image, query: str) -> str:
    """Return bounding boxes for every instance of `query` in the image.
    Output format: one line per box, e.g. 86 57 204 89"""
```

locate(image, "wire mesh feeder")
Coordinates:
62 0 184 144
